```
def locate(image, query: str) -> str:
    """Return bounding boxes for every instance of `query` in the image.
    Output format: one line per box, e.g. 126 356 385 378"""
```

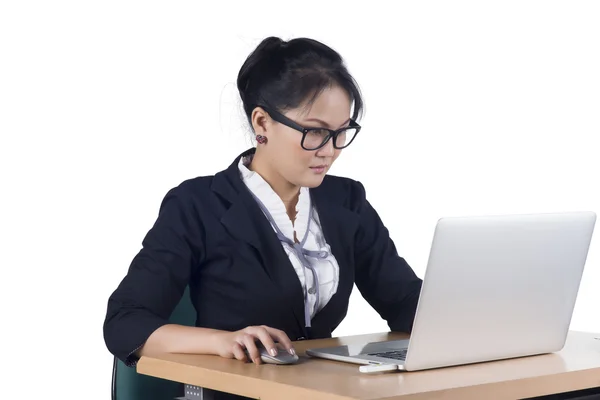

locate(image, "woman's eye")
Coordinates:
308 129 329 137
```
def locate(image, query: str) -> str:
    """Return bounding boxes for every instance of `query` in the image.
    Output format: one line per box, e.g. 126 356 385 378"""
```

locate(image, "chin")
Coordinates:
299 175 327 188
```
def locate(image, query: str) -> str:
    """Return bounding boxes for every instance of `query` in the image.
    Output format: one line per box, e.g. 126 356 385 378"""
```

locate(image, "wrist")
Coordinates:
204 328 229 356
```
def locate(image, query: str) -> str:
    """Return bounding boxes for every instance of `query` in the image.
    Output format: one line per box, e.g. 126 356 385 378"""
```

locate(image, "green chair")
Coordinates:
111 287 196 400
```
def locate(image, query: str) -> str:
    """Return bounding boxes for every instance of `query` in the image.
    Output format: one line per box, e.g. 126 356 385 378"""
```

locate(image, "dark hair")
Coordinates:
237 36 363 128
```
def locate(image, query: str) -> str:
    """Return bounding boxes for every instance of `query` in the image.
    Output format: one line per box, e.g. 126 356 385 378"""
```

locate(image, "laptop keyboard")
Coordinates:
367 349 408 360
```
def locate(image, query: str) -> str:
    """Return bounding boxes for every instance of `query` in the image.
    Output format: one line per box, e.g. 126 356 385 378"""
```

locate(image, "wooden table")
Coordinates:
137 330 600 400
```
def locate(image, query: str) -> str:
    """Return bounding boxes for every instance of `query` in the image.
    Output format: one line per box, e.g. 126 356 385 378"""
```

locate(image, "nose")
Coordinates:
316 138 335 157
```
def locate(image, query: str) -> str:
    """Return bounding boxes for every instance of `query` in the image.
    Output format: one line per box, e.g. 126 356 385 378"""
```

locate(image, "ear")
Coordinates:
250 107 271 135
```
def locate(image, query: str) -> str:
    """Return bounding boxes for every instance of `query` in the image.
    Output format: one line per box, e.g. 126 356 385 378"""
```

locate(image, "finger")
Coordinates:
231 342 247 362
264 326 295 355
242 334 261 364
253 327 278 356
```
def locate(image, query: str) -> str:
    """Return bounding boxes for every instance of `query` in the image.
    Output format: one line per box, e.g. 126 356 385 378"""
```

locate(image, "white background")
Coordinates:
1 1 598 398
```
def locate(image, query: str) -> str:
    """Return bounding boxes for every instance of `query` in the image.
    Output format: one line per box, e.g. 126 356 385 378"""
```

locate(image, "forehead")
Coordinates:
295 86 352 123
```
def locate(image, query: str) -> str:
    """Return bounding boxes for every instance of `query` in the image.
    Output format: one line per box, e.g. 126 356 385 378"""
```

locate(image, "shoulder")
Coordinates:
164 175 214 196
157 175 216 212
170 175 215 195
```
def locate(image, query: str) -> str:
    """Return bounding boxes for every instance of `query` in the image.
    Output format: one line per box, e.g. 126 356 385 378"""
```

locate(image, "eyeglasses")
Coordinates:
259 105 361 151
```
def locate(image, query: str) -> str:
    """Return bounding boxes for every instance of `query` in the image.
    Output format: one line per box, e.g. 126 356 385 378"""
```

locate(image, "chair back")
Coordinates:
111 287 195 400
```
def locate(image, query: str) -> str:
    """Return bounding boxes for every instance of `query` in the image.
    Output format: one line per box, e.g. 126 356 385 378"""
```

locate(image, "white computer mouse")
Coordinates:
245 346 299 365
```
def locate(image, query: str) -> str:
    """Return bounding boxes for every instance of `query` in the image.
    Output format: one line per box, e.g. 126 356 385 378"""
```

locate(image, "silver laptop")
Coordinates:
306 211 596 372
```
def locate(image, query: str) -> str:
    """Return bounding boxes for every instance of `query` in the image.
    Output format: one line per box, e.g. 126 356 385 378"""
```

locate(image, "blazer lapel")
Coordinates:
212 150 308 335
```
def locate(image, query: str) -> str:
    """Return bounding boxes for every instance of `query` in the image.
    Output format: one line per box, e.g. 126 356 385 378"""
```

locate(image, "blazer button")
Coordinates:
308 287 316 294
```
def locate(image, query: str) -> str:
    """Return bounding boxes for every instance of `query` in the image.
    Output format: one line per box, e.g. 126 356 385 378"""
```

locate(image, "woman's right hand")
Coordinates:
213 325 296 364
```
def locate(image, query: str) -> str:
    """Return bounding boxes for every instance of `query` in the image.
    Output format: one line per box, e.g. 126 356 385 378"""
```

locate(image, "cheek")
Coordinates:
271 130 295 156
272 136 309 171
284 134 310 165
332 150 342 162
281 150 312 179
294 149 313 169
278 127 303 150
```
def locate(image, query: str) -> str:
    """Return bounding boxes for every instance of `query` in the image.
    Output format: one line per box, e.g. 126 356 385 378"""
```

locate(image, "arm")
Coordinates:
353 182 423 333
137 325 223 358
103 183 296 366
141 324 296 365
103 184 206 366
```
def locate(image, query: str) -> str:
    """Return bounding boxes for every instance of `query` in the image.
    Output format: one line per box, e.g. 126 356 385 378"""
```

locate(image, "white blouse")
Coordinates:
238 155 340 320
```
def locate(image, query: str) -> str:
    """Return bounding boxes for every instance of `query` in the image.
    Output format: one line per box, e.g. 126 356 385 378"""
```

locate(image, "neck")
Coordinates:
249 150 300 211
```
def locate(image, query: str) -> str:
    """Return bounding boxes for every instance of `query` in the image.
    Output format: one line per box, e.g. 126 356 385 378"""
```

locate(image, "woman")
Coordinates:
103 36 422 372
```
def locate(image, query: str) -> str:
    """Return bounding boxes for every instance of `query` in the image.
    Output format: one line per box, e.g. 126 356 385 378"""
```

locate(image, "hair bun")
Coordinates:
256 36 285 55
237 37 286 105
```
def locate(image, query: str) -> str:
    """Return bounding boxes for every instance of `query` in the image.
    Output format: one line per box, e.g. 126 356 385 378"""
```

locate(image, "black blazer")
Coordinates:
103 148 423 366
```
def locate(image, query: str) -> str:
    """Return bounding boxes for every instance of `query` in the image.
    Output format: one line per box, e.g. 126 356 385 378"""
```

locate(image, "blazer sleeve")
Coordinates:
103 184 205 366
353 181 423 333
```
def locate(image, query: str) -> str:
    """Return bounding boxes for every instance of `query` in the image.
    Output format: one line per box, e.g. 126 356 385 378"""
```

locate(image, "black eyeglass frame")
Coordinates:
257 105 361 151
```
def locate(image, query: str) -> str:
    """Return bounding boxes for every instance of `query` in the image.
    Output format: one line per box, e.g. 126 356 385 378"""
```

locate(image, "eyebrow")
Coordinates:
303 117 351 129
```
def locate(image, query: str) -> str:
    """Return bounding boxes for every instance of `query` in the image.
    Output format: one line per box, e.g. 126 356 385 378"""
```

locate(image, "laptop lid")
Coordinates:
403 211 596 371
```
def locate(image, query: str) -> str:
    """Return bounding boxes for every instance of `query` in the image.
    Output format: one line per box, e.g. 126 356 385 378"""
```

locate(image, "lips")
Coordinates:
310 165 328 174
